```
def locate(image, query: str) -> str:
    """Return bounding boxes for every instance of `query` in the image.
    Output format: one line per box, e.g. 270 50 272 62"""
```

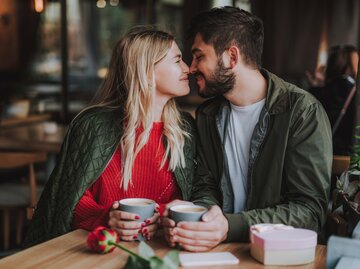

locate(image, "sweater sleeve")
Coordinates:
72 187 112 231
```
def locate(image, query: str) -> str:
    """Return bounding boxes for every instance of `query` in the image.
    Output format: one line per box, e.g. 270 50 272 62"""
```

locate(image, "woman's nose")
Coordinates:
182 62 190 74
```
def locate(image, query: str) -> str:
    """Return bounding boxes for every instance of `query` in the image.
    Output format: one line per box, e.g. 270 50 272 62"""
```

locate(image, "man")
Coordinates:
163 6 332 252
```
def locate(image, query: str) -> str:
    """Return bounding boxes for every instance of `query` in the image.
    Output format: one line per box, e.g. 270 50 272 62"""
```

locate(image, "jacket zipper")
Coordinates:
247 119 269 210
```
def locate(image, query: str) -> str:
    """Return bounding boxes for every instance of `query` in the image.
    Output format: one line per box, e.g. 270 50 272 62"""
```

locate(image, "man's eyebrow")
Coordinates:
191 48 202 54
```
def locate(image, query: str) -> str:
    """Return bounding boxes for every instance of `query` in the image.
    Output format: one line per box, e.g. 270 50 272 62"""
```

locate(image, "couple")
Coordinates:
24 7 332 251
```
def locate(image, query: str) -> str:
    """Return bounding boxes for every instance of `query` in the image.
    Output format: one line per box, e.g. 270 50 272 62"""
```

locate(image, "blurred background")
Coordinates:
0 0 359 255
1 0 359 122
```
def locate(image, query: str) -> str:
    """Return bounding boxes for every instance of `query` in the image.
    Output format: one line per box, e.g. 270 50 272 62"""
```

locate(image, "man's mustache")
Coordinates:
192 72 205 79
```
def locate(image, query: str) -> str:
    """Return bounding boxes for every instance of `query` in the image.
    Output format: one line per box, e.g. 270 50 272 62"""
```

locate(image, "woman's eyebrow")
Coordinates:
172 54 182 59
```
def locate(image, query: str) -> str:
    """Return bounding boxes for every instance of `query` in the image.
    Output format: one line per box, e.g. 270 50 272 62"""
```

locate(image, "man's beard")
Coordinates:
196 59 235 98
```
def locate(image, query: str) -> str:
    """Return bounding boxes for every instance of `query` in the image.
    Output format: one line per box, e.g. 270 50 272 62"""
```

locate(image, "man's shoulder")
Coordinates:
267 71 321 113
179 111 196 133
196 97 226 117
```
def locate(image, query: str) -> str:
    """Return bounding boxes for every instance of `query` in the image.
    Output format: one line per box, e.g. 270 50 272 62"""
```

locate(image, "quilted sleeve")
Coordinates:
23 107 122 247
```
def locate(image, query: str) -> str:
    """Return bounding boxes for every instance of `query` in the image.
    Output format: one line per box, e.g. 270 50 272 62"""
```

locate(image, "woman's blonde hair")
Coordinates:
92 26 189 190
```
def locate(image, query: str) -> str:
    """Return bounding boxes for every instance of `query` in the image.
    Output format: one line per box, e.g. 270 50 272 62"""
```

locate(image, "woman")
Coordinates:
24 26 217 247
309 45 358 155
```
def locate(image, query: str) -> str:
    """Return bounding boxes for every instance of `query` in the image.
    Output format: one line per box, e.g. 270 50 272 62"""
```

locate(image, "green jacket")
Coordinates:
196 70 332 242
24 106 217 247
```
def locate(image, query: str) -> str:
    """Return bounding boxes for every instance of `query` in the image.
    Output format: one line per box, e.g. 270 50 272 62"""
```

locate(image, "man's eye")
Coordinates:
196 55 203 61
176 59 181 63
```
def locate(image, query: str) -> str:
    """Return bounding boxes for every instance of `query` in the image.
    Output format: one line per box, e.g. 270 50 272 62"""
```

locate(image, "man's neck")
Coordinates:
224 68 267 107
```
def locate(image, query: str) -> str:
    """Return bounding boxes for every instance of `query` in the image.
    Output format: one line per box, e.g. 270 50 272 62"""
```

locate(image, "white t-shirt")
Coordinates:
224 98 265 213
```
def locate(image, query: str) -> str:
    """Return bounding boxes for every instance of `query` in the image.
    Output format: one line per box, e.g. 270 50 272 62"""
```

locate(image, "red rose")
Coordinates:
87 226 119 254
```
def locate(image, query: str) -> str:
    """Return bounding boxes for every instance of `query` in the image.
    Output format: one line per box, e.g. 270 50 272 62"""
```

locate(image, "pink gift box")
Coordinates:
250 224 317 265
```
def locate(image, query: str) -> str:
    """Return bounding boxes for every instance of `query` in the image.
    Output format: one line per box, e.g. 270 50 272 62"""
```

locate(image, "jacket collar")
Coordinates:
200 69 291 116
261 69 291 115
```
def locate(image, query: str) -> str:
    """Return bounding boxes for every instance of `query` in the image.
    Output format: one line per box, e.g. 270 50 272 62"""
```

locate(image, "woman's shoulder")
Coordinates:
71 105 121 128
67 106 122 139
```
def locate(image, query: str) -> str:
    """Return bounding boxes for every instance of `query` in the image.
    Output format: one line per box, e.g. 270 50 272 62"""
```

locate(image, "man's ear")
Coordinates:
228 46 240 68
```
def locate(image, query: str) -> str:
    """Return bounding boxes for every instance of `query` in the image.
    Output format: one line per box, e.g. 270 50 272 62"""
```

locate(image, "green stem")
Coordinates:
108 241 148 263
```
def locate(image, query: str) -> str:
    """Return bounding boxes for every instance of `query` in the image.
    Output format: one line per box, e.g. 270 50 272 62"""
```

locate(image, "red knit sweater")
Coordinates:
72 123 182 231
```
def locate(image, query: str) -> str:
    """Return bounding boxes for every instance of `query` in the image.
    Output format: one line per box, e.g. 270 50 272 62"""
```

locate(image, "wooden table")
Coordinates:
0 114 52 128
0 122 66 153
0 229 327 269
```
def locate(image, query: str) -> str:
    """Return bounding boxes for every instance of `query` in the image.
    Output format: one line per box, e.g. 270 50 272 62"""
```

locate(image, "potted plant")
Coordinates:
332 126 360 236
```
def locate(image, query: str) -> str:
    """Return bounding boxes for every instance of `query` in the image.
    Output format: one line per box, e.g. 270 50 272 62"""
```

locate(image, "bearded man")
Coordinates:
163 6 332 252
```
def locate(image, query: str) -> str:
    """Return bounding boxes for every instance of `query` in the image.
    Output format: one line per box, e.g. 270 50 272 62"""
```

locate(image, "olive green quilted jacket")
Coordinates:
24 106 218 247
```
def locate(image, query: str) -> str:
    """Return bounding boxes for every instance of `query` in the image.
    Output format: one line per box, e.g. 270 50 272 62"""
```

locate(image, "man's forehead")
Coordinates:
191 34 205 49
191 34 216 55
191 34 210 52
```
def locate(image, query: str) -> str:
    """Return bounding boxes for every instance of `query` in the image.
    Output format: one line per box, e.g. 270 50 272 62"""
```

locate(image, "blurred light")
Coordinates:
96 0 106 8
97 67 108 78
34 0 45 13
109 0 119 6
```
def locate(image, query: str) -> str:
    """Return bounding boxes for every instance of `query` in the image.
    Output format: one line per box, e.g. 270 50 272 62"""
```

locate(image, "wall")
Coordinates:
0 0 19 71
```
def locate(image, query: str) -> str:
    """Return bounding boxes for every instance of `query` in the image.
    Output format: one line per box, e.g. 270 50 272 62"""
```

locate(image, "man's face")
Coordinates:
190 34 235 98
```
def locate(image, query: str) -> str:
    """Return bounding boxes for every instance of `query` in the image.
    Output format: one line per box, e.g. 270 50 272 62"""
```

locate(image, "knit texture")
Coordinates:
72 122 181 230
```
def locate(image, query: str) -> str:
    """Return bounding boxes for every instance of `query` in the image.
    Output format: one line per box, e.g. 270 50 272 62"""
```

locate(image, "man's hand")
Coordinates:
109 201 159 241
167 205 228 252
162 199 194 246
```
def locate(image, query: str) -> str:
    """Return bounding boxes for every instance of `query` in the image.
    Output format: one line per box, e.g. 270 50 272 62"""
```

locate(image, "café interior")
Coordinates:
0 0 360 267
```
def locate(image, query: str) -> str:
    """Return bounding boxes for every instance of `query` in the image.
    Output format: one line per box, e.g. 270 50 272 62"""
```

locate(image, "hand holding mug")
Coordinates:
109 198 159 241
167 205 229 252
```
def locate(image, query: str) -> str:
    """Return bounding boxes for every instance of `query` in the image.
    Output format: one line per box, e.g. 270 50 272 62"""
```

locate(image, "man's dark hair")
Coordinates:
188 6 264 68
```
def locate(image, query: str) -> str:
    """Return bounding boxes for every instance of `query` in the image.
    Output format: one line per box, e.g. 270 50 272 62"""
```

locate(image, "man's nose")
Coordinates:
189 59 197 74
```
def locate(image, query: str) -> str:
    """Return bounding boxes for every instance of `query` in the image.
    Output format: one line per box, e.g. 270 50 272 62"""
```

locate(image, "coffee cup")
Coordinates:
169 204 208 224
119 198 156 241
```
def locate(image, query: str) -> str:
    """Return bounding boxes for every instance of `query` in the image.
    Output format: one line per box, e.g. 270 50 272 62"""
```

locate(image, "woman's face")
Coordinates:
350 51 359 77
154 41 190 101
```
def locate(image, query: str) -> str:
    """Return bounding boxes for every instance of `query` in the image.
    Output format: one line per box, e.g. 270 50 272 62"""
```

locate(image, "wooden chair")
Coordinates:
332 155 350 175
0 152 47 250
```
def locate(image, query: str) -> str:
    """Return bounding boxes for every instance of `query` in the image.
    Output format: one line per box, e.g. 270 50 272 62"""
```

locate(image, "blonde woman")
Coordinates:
24 26 218 247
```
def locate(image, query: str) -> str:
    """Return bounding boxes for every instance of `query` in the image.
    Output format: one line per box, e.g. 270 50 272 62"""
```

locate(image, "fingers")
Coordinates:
120 234 141 241
112 201 120 209
161 217 176 228
145 213 159 225
173 226 223 242
141 222 156 234
176 219 221 232
140 222 158 241
167 208 229 251
109 209 140 221
109 209 143 241
201 205 222 222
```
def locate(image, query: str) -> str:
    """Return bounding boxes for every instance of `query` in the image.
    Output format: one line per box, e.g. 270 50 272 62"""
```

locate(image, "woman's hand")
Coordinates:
108 201 160 241
141 212 160 240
